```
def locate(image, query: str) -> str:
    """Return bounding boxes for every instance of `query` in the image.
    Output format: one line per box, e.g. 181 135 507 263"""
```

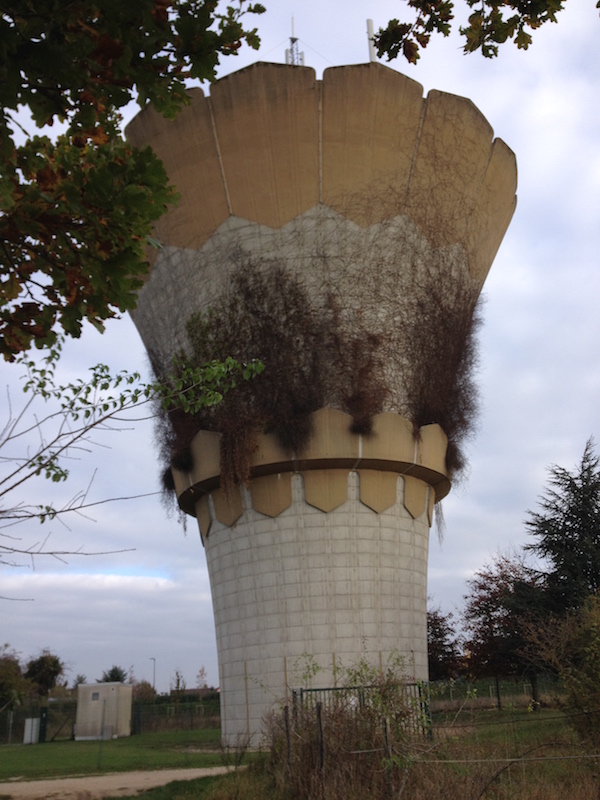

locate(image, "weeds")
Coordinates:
236 708 598 800
263 655 429 799
219 731 252 770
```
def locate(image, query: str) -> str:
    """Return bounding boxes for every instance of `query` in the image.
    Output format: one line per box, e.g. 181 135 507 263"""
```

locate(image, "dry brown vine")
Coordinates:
154 228 481 492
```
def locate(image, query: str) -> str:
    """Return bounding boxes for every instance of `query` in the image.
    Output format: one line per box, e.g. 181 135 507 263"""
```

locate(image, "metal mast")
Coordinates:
285 17 304 66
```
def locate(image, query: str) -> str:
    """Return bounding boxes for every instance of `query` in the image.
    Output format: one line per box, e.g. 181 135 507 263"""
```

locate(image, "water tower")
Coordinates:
126 61 517 743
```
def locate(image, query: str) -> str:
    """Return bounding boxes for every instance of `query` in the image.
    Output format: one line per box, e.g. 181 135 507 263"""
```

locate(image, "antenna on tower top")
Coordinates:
285 16 305 66
367 20 377 63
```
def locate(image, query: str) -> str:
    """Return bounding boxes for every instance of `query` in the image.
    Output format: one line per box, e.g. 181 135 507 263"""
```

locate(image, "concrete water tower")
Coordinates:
126 62 516 744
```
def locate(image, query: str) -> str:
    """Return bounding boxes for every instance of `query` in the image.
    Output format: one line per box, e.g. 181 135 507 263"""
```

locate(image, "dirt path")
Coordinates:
0 766 235 799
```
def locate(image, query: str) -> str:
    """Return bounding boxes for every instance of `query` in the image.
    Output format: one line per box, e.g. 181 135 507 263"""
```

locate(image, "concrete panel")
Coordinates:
358 469 400 513
362 413 415 463
298 407 357 462
210 63 319 228
125 89 229 254
406 90 494 246
251 473 293 517
195 495 211 540
178 410 449 516
416 424 448 475
303 469 350 512
467 138 518 284
403 476 429 519
211 487 243 526
321 64 424 224
189 430 222 485
171 465 191 497
427 490 435 527
252 431 291 471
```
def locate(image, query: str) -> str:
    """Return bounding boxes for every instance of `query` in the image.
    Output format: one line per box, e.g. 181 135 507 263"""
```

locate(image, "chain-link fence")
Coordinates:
1 697 221 744
0 700 76 745
131 700 220 734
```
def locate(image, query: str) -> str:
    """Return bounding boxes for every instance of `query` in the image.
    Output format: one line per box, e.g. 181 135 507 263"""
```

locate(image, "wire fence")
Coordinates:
429 675 562 712
0 699 221 744
291 682 432 738
0 701 75 745
131 701 220 734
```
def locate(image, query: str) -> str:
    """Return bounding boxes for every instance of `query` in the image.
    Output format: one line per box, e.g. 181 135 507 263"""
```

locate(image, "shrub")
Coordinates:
523 594 600 747
264 656 427 800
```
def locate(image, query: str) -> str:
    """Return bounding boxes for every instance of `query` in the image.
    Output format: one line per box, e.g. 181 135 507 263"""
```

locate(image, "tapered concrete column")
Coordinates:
209 473 431 742
172 409 449 742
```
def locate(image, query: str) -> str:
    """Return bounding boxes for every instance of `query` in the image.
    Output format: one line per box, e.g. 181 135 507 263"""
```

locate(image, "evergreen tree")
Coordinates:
100 665 128 683
526 439 600 612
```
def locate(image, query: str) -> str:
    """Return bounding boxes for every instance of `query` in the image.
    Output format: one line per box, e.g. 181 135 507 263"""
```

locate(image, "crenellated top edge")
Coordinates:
172 407 451 519
126 60 516 287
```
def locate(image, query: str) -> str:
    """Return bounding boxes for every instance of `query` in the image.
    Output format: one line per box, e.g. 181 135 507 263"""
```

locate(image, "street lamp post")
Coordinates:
150 657 156 690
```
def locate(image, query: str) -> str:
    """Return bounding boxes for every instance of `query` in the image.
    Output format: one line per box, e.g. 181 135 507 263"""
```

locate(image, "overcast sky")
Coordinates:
2 0 599 692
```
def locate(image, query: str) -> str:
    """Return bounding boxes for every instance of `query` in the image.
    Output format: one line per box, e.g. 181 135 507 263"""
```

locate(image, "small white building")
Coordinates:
75 682 133 740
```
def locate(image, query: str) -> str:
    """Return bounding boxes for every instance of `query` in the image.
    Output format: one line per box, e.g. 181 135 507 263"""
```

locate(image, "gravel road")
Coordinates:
0 765 235 799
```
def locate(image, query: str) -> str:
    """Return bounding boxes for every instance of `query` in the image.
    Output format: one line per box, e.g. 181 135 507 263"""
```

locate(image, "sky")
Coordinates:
1 0 599 693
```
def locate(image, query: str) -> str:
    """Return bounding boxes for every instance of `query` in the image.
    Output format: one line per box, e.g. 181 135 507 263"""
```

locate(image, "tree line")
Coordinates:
428 439 600 745
0 652 214 711
4 440 599 747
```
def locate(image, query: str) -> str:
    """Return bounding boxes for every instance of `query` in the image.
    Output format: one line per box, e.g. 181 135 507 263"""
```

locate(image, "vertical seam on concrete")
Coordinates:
465 138 496 234
463 138 499 286
403 94 427 213
244 660 250 736
426 485 431 526
208 97 233 215
219 660 227 742
352 435 363 472
318 79 323 203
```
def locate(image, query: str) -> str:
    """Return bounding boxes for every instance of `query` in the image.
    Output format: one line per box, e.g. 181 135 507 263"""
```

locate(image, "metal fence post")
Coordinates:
316 701 323 774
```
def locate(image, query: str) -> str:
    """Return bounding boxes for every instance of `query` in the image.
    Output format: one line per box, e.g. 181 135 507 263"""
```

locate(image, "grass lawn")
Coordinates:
0 729 225 781
111 709 598 800
3 712 598 799
105 770 273 800
405 708 599 799
103 776 223 800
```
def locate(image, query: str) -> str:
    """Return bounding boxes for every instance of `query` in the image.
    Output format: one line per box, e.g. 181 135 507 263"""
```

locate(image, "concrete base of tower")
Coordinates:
203 471 432 745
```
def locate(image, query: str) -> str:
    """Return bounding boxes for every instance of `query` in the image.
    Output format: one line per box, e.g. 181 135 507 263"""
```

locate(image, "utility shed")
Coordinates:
75 682 132 740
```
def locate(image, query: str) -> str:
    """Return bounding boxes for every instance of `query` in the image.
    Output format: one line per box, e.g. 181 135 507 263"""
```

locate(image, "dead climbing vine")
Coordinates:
151 184 484 493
